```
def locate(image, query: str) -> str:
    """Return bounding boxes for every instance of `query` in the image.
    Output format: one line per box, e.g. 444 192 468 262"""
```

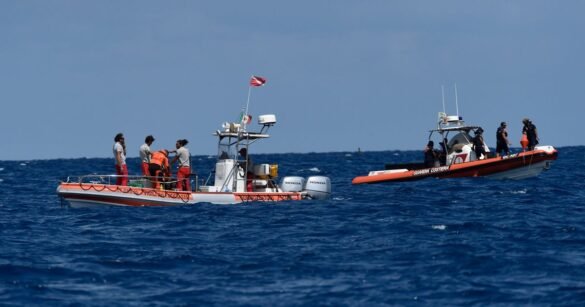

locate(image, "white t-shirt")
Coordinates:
139 143 151 163
176 147 190 167
113 142 126 166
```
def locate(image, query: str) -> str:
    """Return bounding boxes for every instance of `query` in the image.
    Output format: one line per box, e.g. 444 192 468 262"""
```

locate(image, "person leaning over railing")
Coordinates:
149 150 170 189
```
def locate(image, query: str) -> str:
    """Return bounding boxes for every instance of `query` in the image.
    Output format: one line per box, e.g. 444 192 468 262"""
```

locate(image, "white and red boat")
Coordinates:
58 114 331 207
352 113 558 184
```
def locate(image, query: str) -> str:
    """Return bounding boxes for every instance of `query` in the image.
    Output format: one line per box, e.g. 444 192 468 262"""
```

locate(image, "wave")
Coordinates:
0 147 584 305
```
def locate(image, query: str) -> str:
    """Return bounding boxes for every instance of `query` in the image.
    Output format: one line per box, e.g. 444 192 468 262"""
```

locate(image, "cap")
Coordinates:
523 118 530 123
500 121 507 126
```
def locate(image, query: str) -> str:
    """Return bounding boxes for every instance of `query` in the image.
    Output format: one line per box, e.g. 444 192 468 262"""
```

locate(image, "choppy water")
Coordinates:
1 147 584 305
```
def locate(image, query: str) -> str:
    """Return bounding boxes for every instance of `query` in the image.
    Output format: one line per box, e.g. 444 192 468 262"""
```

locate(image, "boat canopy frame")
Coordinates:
210 120 276 191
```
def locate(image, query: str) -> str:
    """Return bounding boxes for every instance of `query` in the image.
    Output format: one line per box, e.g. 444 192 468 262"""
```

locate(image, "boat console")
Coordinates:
201 114 331 199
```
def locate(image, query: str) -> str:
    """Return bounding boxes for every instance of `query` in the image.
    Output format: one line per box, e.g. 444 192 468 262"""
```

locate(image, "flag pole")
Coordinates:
244 83 252 131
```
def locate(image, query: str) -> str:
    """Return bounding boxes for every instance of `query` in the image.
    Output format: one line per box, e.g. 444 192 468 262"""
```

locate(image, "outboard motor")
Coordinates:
280 176 305 192
304 176 331 200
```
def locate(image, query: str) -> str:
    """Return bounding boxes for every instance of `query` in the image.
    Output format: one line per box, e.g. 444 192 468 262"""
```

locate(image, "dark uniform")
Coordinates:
473 128 486 159
424 141 437 167
496 123 510 156
522 119 539 150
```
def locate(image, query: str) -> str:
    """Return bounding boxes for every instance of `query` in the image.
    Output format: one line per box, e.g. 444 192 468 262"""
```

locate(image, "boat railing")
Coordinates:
62 174 199 191
64 174 171 184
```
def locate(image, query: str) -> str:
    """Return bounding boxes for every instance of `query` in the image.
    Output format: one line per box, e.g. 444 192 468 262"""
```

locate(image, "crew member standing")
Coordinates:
113 133 128 186
139 135 155 176
423 141 437 167
472 128 486 160
239 147 255 191
171 139 191 191
522 118 539 150
495 122 511 157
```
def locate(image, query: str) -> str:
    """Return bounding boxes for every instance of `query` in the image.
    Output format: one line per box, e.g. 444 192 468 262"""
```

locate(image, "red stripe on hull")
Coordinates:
352 149 558 184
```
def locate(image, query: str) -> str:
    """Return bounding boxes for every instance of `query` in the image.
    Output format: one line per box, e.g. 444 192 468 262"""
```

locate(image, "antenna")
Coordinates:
441 85 446 114
454 83 459 117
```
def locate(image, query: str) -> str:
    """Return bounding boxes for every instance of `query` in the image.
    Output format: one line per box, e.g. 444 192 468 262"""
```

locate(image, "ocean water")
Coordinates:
1 147 584 306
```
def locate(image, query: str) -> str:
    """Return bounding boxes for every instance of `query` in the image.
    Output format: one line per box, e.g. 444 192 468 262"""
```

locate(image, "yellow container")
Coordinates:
269 164 278 178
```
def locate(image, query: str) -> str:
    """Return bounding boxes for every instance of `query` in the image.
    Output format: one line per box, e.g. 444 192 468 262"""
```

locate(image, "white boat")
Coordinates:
58 114 331 207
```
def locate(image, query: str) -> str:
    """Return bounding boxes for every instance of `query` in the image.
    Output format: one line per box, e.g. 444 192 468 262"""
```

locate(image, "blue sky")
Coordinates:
1 1 583 161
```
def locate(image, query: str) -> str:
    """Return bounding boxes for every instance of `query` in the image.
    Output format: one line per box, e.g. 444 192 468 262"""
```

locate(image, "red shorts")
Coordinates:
177 167 191 191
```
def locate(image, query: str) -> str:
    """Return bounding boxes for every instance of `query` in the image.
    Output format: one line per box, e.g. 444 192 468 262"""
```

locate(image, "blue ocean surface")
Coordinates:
1 147 584 306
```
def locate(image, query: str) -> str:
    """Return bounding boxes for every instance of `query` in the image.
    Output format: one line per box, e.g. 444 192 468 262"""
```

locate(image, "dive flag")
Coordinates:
250 76 267 87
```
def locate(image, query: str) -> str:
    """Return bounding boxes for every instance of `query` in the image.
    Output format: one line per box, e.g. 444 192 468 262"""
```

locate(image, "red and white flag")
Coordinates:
250 76 267 87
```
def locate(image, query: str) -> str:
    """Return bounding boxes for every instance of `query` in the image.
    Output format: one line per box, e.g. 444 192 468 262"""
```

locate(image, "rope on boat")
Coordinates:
80 182 106 192
237 193 296 203
76 182 191 203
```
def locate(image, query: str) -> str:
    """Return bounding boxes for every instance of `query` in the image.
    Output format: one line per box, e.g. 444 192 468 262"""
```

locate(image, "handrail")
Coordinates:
64 174 182 185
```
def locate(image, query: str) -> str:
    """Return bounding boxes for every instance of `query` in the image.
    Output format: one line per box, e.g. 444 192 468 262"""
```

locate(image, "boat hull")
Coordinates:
57 183 304 207
352 146 558 184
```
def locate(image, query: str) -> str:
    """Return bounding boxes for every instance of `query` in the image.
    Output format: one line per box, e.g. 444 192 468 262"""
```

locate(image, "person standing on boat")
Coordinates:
239 148 255 191
238 148 255 174
438 138 449 165
113 133 128 186
139 135 155 176
424 141 438 167
472 128 486 160
149 149 170 189
495 122 511 157
171 139 191 191
522 118 539 150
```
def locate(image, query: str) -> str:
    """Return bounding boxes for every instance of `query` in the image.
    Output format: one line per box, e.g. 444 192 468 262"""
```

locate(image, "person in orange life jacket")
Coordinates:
495 122 511 157
139 135 155 176
170 139 191 191
149 150 170 189
113 133 128 186
522 118 539 150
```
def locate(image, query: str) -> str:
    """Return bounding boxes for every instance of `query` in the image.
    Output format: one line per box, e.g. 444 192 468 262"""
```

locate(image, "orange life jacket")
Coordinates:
150 151 169 169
